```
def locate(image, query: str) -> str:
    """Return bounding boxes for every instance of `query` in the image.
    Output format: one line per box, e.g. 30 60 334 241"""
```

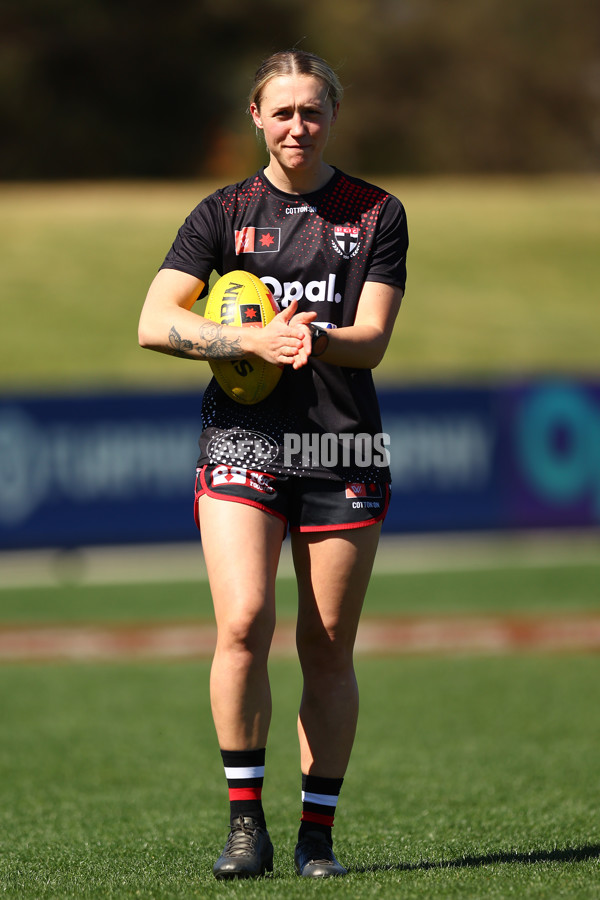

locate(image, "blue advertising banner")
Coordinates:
502 381 600 530
1 380 599 549
0 393 202 549
379 386 502 533
380 380 600 534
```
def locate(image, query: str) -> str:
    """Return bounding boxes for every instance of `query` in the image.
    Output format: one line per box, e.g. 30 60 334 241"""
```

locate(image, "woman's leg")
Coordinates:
198 494 285 750
292 524 381 777
291 524 381 877
199 494 285 879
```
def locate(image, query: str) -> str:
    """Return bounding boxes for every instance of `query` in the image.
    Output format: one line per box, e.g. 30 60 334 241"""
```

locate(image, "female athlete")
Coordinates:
138 48 408 880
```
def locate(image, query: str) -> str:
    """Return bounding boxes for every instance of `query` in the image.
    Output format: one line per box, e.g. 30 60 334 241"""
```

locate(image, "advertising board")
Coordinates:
1 380 598 549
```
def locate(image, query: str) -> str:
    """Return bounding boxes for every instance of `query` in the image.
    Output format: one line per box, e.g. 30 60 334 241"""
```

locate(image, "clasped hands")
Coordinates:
253 299 318 370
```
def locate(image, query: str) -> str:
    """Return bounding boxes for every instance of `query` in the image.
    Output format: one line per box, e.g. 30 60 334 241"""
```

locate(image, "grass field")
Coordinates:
2 559 600 623
1 558 600 897
1 176 599 391
1 656 599 898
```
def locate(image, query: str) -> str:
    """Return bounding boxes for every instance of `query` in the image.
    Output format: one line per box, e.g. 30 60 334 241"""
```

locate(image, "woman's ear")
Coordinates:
250 102 263 130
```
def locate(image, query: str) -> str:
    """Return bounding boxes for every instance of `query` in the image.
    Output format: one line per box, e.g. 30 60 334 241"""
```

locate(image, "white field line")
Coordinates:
1 531 599 589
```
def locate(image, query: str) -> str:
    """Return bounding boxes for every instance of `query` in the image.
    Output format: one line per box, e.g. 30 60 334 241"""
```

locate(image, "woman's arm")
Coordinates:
139 268 316 367
298 281 404 370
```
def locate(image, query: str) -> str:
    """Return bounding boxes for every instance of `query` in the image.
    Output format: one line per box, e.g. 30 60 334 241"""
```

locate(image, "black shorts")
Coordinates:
194 464 390 534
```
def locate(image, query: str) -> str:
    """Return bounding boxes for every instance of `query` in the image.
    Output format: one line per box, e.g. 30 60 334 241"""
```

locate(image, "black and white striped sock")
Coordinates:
220 748 266 828
298 773 344 844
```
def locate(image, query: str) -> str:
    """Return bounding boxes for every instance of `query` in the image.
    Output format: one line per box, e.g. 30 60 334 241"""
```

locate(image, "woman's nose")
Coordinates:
289 112 307 135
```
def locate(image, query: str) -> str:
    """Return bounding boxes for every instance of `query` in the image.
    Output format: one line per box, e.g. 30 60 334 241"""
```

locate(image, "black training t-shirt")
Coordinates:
160 167 408 483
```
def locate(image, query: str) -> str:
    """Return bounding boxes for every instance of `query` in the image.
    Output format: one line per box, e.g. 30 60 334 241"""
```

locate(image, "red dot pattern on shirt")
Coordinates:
218 174 389 308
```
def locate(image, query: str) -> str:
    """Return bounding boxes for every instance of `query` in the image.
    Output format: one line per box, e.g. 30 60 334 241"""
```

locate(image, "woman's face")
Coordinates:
250 74 339 179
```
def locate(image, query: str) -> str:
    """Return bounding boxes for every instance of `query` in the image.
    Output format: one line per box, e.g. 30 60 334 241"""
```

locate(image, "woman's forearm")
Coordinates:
312 324 391 369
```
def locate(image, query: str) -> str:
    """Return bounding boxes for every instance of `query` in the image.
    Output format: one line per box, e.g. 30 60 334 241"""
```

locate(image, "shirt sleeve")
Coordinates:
159 193 225 288
365 195 409 292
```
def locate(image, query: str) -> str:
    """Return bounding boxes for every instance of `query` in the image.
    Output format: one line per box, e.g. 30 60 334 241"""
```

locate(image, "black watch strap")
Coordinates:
309 323 330 358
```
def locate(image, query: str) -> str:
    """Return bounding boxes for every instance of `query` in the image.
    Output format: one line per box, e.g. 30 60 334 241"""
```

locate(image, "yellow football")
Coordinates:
204 270 282 405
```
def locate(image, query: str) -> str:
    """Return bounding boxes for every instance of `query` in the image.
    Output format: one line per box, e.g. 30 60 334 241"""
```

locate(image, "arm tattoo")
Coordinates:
168 324 244 360
168 326 195 358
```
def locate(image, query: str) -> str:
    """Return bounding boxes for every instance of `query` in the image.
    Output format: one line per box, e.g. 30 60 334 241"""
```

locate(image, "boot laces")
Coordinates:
224 818 260 858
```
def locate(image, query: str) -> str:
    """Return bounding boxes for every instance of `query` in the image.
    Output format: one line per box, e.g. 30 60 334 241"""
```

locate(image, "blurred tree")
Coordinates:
310 0 600 174
0 0 306 177
0 0 598 178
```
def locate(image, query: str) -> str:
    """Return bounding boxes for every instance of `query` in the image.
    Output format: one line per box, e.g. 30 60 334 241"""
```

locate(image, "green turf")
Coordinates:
1 177 599 391
1 561 599 625
1 656 599 898
362 564 600 617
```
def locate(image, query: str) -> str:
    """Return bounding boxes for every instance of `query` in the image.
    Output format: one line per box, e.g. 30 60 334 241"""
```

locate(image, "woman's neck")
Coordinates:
263 160 335 195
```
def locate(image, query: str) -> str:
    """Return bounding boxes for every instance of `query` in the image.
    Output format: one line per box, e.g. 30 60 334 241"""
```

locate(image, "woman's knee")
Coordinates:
296 621 355 674
217 605 275 660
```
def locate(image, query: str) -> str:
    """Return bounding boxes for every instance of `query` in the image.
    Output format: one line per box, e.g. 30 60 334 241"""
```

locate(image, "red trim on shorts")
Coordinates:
194 465 288 531
194 469 205 530
229 787 263 801
301 811 336 827
290 483 390 533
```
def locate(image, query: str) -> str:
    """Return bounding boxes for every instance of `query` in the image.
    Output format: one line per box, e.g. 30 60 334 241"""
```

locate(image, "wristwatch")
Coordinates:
309 323 330 358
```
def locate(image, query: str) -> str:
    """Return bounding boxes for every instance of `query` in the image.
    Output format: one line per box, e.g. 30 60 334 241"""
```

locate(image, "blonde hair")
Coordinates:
249 50 343 112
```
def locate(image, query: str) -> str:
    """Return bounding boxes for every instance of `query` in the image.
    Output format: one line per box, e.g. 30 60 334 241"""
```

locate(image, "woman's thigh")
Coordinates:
291 524 381 656
198 493 286 634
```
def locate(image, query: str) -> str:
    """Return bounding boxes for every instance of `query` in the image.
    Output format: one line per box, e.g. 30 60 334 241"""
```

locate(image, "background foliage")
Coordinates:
2 0 599 179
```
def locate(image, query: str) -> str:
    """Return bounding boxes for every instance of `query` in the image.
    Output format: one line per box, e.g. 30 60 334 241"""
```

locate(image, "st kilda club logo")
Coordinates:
332 225 360 259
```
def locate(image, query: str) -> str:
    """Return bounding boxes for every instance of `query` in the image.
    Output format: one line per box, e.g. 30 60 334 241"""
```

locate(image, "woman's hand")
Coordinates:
139 270 319 368
250 300 316 367
290 317 314 369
